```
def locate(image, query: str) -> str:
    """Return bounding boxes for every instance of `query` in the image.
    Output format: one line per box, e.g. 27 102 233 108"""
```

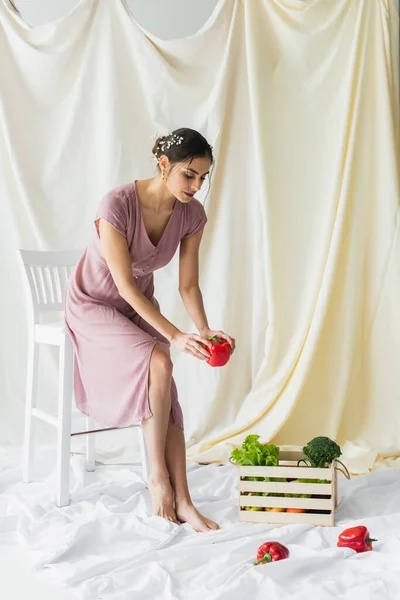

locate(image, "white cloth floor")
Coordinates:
1 446 400 600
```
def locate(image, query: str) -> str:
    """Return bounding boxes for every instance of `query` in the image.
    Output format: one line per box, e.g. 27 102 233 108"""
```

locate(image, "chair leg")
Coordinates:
56 335 73 507
85 416 96 472
22 340 40 483
139 424 149 483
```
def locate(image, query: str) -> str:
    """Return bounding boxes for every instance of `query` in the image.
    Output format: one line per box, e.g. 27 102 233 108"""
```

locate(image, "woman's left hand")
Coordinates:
200 328 236 355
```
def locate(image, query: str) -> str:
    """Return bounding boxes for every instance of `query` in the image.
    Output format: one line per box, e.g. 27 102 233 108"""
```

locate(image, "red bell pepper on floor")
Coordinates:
253 541 289 565
337 526 377 553
206 336 231 367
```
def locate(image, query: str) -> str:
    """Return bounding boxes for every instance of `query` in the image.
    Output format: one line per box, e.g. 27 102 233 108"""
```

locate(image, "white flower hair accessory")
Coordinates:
153 132 184 160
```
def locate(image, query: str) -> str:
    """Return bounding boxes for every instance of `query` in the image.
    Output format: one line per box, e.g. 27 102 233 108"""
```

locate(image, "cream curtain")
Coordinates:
0 0 399 474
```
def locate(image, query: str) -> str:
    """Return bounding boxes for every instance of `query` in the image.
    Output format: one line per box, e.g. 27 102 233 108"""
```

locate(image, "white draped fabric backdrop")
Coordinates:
0 0 399 474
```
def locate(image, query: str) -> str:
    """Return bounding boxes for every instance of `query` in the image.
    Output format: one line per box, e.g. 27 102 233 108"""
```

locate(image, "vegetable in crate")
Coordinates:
244 492 263 511
232 436 280 510
282 476 321 515
231 435 279 467
206 337 232 367
297 436 346 470
254 542 289 565
337 526 377 553
284 478 314 499
286 477 331 515
231 436 292 502
260 477 288 498
296 437 350 511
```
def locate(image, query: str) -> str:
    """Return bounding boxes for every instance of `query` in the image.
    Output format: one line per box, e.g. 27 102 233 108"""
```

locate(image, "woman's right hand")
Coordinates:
171 332 211 361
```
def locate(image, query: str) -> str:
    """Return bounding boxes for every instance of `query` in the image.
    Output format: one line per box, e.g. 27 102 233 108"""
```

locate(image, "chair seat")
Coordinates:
35 320 66 345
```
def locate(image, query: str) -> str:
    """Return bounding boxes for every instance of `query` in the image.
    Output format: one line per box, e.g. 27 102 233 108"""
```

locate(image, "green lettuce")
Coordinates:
232 435 282 497
231 434 279 467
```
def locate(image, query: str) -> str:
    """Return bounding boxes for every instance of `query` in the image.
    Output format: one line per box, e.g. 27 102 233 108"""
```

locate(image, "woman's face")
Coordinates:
162 155 212 203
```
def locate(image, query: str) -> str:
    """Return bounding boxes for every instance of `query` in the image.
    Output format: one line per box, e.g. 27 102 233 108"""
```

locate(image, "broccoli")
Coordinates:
298 436 342 469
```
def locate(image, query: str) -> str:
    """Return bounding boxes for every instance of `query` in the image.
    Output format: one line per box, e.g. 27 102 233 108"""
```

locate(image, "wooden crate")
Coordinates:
237 450 339 526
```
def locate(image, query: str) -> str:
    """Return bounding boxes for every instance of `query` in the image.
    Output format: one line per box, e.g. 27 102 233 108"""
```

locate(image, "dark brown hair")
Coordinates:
152 128 213 168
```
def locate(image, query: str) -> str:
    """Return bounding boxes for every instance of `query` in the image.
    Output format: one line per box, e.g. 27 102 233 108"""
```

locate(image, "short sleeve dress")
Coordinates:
64 180 207 430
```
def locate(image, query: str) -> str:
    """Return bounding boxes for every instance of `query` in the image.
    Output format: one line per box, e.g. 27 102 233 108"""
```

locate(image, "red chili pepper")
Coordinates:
337 526 377 553
206 337 231 367
253 541 289 565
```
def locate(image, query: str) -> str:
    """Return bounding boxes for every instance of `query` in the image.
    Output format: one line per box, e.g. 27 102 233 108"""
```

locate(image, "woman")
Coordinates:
65 128 235 532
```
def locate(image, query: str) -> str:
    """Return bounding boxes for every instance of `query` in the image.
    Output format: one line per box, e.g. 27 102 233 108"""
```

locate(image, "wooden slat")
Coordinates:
239 465 333 480
333 465 338 508
239 481 333 495
239 495 333 510
239 510 334 527
27 265 40 304
43 266 55 304
33 265 47 304
47 266 59 303
278 450 306 461
52 267 63 303
58 265 69 295
32 407 58 427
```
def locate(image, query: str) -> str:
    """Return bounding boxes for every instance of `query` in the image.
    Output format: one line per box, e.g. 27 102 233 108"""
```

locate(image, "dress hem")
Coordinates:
74 404 184 432
74 404 144 429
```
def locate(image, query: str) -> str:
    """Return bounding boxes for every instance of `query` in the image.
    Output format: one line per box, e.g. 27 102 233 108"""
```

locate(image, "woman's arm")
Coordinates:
179 229 236 353
178 229 210 334
98 219 180 341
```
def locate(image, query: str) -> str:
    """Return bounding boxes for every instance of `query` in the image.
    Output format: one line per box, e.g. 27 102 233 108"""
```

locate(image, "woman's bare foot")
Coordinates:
148 474 180 525
175 500 219 532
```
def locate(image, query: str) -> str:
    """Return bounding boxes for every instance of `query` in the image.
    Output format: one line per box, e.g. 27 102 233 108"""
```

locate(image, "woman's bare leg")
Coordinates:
140 346 179 524
165 412 219 532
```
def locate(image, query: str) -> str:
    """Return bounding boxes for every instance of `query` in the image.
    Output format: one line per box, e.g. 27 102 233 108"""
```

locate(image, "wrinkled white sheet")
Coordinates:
1 446 400 600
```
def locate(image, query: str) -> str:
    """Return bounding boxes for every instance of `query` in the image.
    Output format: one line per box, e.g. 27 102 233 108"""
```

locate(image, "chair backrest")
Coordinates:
19 249 84 315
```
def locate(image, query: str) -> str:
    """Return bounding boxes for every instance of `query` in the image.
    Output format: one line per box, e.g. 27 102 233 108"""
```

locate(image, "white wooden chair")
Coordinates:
19 249 149 507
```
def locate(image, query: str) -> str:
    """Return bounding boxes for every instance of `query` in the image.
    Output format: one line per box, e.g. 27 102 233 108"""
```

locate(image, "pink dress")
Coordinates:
64 180 207 430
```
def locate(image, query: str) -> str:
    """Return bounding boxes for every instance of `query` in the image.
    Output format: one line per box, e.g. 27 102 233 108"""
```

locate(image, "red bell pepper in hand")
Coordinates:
253 541 289 565
206 336 231 367
337 526 377 553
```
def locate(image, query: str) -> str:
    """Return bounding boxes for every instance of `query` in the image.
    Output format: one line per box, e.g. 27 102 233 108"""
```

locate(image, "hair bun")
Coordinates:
150 127 214 167
151 136 163 159
152 133 184 160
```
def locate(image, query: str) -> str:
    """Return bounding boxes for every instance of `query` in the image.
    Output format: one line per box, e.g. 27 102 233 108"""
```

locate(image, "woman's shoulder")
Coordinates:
97 181 137 216
95 181 137 230
101 181 136 204
181 198 208 239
